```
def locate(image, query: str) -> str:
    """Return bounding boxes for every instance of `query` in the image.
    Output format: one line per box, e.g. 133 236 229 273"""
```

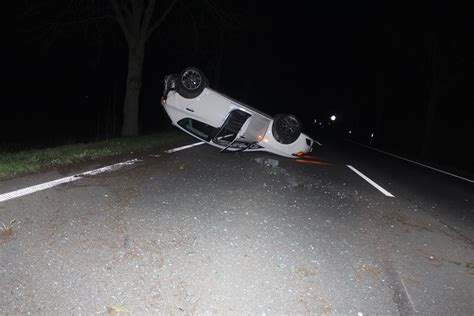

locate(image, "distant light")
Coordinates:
349 130 352 134
319 122 322 126
330 115 336 121
371 133 374 138
314 118 317 124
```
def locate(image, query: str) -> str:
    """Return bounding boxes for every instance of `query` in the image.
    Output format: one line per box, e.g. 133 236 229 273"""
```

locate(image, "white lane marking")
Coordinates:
314 140 323 146
165 141 205 153
347 165 395 197
349 140 474 183
0 159 140 203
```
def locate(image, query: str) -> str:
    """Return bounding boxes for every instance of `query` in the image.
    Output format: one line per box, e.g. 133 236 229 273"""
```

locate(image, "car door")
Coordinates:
237 110 271 143
185 89 233 128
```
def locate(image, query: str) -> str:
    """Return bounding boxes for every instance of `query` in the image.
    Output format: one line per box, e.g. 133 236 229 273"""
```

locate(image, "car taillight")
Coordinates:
292 151 305 157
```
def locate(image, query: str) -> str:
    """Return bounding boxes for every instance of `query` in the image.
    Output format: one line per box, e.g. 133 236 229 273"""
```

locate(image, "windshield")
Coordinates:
177 118 217 141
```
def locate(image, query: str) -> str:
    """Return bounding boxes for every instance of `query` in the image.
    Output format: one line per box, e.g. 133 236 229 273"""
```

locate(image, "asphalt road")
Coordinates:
1 133 473 315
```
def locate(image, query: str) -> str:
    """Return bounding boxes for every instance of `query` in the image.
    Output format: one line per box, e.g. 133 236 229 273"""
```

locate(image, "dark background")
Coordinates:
3 1 474 174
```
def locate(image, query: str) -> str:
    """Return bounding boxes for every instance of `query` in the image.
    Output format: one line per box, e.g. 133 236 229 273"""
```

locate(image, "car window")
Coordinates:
177 118 217 141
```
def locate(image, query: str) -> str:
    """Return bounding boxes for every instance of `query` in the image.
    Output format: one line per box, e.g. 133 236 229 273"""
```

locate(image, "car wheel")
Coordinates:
176 67 207 98
272 114 302 144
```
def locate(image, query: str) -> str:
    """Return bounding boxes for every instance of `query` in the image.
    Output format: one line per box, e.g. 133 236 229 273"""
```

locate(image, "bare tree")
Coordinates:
22 0 245 137
109 0 179 136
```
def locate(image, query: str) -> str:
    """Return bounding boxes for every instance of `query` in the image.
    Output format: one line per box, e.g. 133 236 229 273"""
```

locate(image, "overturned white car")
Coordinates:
161 67 314 158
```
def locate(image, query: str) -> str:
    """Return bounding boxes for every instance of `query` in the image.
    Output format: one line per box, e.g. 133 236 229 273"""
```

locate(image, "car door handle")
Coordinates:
186 108 195 112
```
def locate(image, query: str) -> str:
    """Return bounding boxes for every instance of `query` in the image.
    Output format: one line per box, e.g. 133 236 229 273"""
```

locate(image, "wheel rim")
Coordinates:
281 116 299 134
181 69 202 90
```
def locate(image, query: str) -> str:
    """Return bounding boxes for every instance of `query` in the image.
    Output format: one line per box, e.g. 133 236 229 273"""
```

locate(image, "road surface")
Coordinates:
1 134 473 315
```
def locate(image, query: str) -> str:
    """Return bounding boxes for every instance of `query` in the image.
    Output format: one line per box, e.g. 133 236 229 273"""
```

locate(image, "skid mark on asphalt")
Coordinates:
295 158 333 166
294 154 333 166
382 261 416 315
0 159 140 203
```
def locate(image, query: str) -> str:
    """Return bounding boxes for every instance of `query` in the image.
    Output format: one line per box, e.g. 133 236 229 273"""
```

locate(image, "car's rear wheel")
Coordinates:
176 67 207 98
272 114 302 144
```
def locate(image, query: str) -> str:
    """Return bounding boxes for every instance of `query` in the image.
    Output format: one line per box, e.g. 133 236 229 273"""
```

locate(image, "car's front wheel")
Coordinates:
176 67 207 98
272 114 302 144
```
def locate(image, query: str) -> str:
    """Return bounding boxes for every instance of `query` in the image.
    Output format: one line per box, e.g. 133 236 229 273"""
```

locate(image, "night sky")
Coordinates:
4 1 474 173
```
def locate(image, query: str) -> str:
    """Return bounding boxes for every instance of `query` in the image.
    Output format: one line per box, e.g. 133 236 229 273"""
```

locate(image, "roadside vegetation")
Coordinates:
0 219 16 237
0 130 186 179
97 302 128 315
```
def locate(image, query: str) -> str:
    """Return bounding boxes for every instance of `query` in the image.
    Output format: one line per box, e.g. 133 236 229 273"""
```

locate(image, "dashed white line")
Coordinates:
0 159 140 203
348 140 474 183
165 141 205 153
347 165 395 197
314 140 323 146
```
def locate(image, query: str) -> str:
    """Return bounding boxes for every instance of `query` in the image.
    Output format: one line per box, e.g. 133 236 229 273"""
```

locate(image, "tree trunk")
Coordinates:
121 43 145 136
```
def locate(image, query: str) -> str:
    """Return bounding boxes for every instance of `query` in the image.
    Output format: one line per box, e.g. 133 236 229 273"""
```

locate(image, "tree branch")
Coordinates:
122 2 133 22
141 0 156 40
145 0 179 40
109 0 131 42
130 0 144 35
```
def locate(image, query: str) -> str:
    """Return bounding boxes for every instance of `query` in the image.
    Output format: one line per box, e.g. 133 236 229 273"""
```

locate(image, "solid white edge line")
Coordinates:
165 141 205 153
348 140 474 183
79 159 140 176
347 165 395 197
0 176 80 203
0 159 140 203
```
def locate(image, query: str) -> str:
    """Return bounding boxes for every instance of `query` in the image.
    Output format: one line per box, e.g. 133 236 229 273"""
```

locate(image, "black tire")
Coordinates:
176 67 207 98
272 114 302 144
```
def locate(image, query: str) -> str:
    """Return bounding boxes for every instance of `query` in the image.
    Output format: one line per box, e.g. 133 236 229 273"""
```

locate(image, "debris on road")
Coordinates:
253 157 279 168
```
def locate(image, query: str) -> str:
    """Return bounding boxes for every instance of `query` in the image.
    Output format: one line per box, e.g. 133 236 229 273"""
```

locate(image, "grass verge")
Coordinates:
0 129 186 179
